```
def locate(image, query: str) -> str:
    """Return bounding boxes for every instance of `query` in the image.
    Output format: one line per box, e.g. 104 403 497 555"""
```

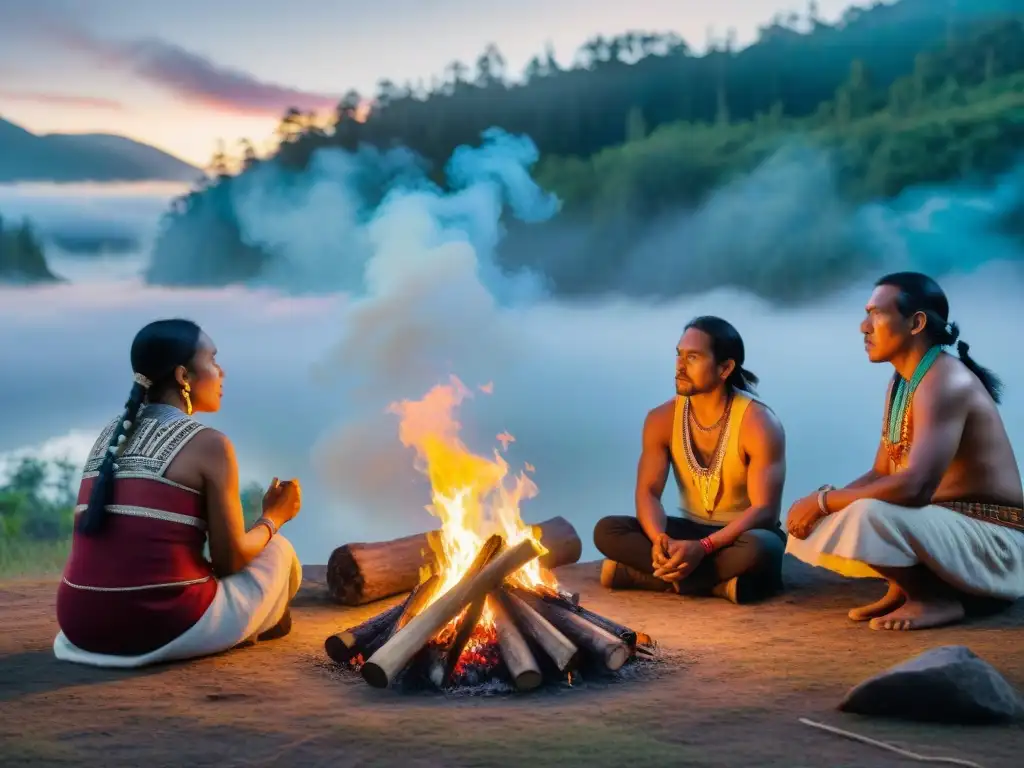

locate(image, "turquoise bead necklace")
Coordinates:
883 344 942 464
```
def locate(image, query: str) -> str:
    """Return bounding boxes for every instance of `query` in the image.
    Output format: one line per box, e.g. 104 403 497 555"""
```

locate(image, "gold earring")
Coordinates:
182 381 193 417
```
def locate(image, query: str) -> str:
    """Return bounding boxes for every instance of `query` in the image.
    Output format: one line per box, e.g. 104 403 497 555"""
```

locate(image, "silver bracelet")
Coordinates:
254 516 278 538
816 484 836 515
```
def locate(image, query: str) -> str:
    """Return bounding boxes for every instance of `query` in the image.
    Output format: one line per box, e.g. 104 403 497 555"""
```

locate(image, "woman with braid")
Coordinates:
54 319 303 667
787 272 1024 631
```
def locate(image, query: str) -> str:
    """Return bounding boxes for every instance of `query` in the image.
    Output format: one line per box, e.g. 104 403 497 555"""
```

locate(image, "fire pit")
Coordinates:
322 378 655 693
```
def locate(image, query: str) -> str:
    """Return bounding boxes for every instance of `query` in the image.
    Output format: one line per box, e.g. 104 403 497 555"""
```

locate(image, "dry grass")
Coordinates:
0 538 70 580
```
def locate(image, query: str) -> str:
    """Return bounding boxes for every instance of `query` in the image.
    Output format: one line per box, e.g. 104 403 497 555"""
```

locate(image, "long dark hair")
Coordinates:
684 315 759 392
77 319 203 535
875 271 1003 403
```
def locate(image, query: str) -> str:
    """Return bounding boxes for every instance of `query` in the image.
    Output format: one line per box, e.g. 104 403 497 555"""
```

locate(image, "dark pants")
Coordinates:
593 515 787 597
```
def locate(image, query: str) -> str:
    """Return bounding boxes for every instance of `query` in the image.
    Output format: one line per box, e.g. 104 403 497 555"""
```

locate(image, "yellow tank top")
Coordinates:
669 389 760 527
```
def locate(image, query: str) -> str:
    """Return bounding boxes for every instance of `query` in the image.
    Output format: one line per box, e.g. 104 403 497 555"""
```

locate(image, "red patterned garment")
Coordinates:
56 406 217 656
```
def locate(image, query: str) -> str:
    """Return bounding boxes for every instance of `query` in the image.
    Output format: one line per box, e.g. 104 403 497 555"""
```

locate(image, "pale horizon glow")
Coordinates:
0 0 861 166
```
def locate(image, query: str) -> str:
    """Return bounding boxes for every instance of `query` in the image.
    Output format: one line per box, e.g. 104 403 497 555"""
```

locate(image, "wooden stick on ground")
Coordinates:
490 593 542 691
361 537 542 689
513 588 629 672
500 589 578 673
798 719 985 768
326 516 580 606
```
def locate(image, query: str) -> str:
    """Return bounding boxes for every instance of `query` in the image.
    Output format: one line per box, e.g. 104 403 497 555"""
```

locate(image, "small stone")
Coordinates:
839 645 1024 724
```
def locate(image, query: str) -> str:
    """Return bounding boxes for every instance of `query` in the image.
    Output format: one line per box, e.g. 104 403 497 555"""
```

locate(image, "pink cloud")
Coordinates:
107 37 340 117
0 90 125 110
11 13 339 118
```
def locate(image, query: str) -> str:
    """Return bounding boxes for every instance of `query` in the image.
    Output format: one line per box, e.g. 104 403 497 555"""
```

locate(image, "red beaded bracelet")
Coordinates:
699 537 714 554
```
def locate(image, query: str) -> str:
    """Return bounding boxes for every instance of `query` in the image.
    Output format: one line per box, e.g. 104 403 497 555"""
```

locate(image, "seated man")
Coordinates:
594 316 787 604
787 272 1024 631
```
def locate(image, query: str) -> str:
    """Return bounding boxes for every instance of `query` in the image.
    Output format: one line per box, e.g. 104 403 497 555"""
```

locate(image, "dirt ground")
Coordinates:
2 559 1022 768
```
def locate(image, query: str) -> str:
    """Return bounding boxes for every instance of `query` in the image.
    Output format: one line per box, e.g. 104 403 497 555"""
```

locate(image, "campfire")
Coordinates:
323 378 654 692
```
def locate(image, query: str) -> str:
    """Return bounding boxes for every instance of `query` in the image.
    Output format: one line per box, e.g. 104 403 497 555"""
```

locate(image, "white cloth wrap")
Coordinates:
54 535 302 668
786 499 1024 601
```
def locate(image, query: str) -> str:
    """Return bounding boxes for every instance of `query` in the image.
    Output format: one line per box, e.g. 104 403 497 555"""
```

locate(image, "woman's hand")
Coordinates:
263 477 302 525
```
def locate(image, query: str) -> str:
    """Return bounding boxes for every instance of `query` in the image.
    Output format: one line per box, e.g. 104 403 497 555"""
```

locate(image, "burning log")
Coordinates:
323 599 406 666
324 573 442 667
436 538 505 686
384 574 441 643
513 589 630 672
572 607 637 650
500 589 578 674
361 536 540 689
489 594 542 691
531 516 582 571
326 516 581 606
533 586 638 650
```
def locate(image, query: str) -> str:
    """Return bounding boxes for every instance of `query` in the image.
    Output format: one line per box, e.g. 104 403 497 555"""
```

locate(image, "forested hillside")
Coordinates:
148 0 1024 295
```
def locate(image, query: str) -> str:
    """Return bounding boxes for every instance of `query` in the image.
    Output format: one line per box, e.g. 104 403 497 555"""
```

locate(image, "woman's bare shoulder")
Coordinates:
164 426 237 488
187 426 235 463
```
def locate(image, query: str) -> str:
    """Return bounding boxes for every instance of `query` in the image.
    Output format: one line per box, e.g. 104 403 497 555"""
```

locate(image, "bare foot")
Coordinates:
848 583 905 621
868 599 965 631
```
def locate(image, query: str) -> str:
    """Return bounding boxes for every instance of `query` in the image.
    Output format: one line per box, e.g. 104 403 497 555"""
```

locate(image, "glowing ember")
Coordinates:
387 376 556 629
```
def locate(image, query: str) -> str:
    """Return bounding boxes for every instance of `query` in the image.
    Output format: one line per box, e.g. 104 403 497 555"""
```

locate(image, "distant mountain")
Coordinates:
0 117 201 183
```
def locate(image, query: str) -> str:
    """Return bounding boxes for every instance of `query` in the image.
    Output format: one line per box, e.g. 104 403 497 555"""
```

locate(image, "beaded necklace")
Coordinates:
882 345 942 466
682 394 733 513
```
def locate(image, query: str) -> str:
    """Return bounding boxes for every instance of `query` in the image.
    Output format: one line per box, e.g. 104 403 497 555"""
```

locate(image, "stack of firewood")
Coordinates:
324 523 654 692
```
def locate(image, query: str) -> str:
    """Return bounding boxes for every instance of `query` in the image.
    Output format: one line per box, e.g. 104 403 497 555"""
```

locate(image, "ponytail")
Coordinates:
77 372 151 535
956 339 1003 404
922 314 1004 404
728 365 759 393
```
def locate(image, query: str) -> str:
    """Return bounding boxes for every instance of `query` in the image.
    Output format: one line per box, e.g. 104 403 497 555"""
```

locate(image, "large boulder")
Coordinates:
839 645 1024 724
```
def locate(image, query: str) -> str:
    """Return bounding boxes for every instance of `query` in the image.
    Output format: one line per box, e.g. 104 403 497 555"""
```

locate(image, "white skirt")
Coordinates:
786 499 1024 601
53 535 302 668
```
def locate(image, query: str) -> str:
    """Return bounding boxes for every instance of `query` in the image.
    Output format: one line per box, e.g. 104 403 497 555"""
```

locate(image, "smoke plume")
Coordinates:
2 128 1023 564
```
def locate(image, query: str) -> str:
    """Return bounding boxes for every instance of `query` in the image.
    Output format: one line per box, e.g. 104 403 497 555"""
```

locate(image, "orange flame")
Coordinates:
388 376 556 627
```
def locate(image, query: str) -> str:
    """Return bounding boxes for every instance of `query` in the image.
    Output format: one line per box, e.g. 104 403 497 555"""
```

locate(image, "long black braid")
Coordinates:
77 374 150 534
76 319 202 535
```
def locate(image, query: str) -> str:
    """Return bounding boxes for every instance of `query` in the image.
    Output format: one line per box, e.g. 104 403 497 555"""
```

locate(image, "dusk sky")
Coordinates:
1 0 856 167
